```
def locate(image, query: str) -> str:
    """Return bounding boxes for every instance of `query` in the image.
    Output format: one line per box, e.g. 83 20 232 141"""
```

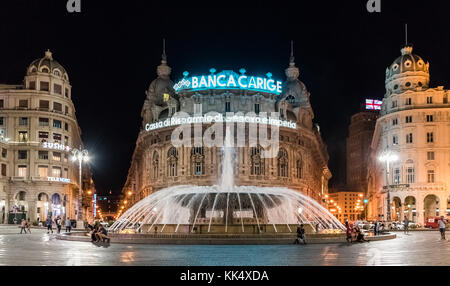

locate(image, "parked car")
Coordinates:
425 217 449 229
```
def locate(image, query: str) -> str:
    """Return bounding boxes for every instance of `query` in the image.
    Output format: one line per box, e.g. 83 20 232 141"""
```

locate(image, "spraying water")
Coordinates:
110 131 344 233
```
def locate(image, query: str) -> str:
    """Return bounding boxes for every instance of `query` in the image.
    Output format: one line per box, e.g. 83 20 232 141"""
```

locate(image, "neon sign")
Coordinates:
173 69 283 95
47 177 70 183
145 114 296 132
42 142 71 152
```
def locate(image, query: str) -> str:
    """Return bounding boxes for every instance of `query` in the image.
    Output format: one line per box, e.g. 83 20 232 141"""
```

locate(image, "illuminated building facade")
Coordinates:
121 47 332 213
367 45 450 223
0 50 95 224
327 189 364 223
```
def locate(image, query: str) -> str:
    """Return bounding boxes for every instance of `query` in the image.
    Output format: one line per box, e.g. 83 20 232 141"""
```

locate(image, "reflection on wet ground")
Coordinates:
0 227 448 266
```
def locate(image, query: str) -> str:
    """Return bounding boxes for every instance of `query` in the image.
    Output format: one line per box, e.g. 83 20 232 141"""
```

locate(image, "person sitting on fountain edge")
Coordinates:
96 225 110 243
294 224 306 244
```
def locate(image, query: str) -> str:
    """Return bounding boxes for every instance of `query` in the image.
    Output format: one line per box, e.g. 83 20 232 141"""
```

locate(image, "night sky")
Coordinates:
0 1 448 196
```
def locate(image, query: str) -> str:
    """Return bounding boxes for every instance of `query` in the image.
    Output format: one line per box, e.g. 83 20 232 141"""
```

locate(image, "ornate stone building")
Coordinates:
122 48 332 212
0 50 95 224
367 45 450 224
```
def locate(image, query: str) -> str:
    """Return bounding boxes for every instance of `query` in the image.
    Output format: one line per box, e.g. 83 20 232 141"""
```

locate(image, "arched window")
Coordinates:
152 151 159 179
191 147 205 176
296 154 303 179
167 147 178 177
16 191 26 201
41 67 49 73
277 148 289 177
250 146 264 176
286 95 295 104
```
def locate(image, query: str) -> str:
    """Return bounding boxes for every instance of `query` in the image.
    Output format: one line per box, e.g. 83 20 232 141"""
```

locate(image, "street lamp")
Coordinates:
378 149 398 222
71 147 89 228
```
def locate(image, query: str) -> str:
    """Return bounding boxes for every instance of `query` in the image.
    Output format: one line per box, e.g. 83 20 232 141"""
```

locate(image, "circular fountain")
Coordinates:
109 131 345 243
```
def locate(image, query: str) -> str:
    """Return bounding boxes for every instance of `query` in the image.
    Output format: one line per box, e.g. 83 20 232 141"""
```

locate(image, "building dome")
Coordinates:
385 45 430 94
278 54 310 108
147 55 176 107
27 50 69 81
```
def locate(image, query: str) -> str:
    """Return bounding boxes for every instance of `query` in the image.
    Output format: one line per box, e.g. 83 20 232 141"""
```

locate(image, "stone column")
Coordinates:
399 204 404 222
416 198 424 225
27 201 37 222
439 196 447 217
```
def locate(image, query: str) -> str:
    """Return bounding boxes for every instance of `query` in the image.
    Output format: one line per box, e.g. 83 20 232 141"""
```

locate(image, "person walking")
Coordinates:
65 217 72 232
46 217 53 234
345 221 353 243
373 221 377 236
55 216 62 234
403 217 409 235
26 218 32 234
438 216 446 240
19 219 27 234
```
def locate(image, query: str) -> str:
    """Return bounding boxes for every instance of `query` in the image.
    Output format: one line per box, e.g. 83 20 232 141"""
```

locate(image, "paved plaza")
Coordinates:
0 226 449 266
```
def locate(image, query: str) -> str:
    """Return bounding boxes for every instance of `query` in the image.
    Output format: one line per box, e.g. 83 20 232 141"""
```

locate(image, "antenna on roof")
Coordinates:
405 23 408 46
289 40 295 64
162 38 167 62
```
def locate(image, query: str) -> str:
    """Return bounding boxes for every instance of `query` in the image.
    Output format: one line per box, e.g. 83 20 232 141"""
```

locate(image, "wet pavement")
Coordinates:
0 226 449 266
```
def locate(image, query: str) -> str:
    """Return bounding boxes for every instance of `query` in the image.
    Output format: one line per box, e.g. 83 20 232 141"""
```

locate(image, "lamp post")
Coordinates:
378 150 398 222
71 147 89 228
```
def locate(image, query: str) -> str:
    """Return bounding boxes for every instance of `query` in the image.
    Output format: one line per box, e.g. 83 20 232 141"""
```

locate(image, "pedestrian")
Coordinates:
19 219 27 234
65 217 72 232
46 217 53 234
355 226 369 242
26 218 32 234
438 216 446 240
294 224 306 244
403 217 409 235
345 221 353 243
56 216 62 234
373 221 377 236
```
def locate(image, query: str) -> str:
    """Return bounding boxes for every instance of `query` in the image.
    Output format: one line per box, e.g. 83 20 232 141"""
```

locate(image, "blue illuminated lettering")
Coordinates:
238 75 248 88
248 77 256 89
192 77 199 88
199 76 208 88
174 70 283 95
208 75 217 88
256 77 263 89
276 81 282 93
267 79 275 91
217 75 226 87
227 75 237 87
